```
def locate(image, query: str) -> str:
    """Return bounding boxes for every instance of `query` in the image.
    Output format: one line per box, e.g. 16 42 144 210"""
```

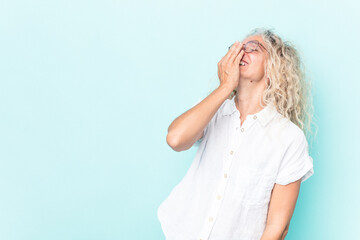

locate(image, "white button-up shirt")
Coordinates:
157 95 314 240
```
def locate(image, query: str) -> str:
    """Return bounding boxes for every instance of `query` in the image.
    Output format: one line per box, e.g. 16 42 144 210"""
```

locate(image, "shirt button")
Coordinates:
224 173 228 178
241 128 244 132
253 115 257 120
236 127 238 130
217 195 221 200
230 150 234 155
209 217 213 222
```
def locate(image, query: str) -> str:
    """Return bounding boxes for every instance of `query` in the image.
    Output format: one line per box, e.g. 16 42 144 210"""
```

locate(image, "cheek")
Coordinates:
249 62 263 74
253 60 265 74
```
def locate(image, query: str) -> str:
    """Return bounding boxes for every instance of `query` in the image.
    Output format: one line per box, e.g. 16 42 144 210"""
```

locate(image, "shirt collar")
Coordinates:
221 95 278 128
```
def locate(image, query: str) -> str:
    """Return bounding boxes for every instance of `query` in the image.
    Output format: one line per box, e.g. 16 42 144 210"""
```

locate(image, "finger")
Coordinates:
224 41 240 60
234 49 245 65
229 42 243 63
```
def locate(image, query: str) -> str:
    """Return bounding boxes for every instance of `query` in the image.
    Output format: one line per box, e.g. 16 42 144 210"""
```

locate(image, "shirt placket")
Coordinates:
197 112 258 240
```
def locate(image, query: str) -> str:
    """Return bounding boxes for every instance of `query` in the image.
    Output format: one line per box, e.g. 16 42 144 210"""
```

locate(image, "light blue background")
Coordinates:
1 0 359 239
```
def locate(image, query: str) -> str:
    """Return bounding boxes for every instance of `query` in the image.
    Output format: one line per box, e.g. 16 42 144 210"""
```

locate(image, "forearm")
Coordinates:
166 84 234 151
260 224 287 240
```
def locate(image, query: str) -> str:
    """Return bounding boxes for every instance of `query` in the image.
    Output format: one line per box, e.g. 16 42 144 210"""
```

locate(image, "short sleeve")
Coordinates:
190 98 211 147
275 129 314 185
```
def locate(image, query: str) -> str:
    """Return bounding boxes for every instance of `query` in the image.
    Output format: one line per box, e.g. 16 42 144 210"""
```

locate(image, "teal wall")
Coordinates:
1 0 359 239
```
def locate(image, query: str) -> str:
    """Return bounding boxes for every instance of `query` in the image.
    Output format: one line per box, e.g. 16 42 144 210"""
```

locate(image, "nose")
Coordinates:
240 45 245 52
241 51 247 60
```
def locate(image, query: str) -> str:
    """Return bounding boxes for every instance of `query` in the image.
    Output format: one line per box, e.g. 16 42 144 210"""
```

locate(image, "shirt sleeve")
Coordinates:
275 129 314 185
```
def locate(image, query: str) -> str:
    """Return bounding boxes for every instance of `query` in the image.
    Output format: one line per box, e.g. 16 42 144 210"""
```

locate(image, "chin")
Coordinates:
239 75 251 81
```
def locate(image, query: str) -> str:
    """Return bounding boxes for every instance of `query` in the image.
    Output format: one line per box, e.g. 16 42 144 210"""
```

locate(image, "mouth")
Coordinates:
240 60 249 66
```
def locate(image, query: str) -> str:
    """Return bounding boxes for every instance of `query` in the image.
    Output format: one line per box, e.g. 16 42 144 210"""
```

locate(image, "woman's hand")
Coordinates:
217 41 245 91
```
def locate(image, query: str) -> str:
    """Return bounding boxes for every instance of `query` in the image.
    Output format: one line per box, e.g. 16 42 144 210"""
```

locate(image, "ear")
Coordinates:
266 75 272 87
265 65 270 78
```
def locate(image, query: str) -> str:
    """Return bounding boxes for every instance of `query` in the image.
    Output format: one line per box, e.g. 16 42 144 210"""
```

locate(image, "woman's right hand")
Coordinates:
217 41 245 90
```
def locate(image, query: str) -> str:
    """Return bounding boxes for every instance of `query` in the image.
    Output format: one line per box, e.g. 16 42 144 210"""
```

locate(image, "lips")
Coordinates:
241 59 249 64
240 59 249 66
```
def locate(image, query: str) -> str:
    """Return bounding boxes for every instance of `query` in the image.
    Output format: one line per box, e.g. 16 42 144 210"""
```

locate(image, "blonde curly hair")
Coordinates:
229 27 317 144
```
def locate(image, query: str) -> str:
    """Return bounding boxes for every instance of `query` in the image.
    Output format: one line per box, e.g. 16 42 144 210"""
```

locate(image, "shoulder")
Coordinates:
266 112 306 149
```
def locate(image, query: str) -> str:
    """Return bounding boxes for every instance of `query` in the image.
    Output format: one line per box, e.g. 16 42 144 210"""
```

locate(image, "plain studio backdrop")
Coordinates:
0 0 359 239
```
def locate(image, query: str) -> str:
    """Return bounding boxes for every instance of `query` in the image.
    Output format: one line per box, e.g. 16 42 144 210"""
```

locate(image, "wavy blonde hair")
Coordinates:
229 27 317 145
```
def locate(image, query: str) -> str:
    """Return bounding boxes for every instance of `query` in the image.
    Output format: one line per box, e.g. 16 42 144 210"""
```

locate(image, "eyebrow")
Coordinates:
228 40 269 53
248 40 269 53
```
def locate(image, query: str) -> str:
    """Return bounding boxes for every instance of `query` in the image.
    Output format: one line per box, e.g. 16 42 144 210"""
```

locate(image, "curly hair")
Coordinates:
229 27 317 144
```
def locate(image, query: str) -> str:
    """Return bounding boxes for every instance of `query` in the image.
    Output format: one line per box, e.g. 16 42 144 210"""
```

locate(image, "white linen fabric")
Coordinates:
157 95 314 240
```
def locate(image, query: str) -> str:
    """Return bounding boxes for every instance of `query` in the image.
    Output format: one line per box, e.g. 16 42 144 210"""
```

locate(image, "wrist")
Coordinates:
218 84 236 94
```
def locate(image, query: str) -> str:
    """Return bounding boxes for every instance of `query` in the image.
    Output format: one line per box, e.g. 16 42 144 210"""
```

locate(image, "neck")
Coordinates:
234 77 267 117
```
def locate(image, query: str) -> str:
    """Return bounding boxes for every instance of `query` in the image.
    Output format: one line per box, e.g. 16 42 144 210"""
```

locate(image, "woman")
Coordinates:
157 28 315 240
